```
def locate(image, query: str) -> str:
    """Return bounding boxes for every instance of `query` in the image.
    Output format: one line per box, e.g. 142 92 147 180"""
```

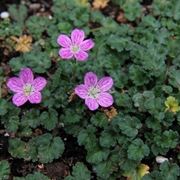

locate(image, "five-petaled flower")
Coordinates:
7 68 47 107
57 29 94 61
75 72 114 111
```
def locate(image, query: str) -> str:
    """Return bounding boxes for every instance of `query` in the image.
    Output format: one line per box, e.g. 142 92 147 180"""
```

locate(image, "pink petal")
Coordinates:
84 72 98 87
33 77 47 91
28 91 42 104
85 98 99 111
57 35 72 48
75 85 88 99
59 48 73 59
19 68 34 84
7 77 23 93
71 29 85 45
80 39 94 51
97 92 113 107
12 93 28 106
97 77 113 92
74 50 88 61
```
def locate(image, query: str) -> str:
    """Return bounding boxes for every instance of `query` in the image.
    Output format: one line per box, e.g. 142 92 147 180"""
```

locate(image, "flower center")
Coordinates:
23 83 34 96
71 45 80 53
88 86 101 99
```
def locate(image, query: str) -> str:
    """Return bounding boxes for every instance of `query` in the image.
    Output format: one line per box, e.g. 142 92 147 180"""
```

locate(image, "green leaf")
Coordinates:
112 115 142 138
9 50 51 73
40 109 58 130
127 139 150 161
8 4 27 25
0 100 9 116
87 149 109 164
0 160 10 180
32 133 65 163
90 112 108 128
78 126 98 151
14 172 50 180
65 162 91 180
99 131 116 148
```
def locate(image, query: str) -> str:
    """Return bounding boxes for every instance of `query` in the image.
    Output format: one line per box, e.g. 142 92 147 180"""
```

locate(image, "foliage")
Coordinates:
65 162 91 180
0 160 10 180
0 0 180 179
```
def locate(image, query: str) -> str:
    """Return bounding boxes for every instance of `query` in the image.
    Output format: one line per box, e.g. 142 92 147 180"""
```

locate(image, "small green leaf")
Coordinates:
127 139 150 161
65 162 91 180
0 160 10 180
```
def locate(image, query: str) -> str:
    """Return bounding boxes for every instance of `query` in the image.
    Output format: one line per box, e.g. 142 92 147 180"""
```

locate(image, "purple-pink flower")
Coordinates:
7 68 47 107
75 72 114 111
57 29 94 61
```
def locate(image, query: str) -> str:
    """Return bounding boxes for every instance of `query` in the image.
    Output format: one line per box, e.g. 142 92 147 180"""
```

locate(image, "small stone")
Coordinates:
156 156 169 164
0 11 9 19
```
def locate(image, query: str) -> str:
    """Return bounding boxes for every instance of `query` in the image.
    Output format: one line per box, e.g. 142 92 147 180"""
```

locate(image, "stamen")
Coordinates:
71 45 80 53
88 86 101 99
23 84 34 96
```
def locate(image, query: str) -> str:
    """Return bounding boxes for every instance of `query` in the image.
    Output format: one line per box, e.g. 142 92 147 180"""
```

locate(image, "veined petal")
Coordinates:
19 68 34 84
97 92 113 107
85 98 99 111
84 72 98 87
28 91 42 104
75 85 88 99
12 93 28 106
33 77 47 91
57 34 71 48
74 50 88 61
97 77 113 92
59 48 73 59
7 77 23 93
71 29 85 45
80 39 94 51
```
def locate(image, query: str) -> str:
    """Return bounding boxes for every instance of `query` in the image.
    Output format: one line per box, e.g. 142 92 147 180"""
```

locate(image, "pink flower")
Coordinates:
7 68 47 107
75 72 114 111
57 29 94 61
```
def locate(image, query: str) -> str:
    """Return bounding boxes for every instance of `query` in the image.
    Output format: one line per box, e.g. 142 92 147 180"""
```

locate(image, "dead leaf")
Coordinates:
104 106 118 121
116 10 128 23
11 35 32 53
93 0 110 9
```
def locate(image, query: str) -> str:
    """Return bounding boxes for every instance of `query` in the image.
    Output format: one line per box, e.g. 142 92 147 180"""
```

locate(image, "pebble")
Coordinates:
0 11 10 19
156 156 169 164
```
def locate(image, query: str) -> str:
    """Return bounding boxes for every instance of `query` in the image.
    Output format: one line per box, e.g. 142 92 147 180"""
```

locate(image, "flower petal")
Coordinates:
71 29 85 45
97 92 113 107
75 85 88 99
74 50 88 61
59 48 73 59
84 72 98 87
28 91 42 104
97 77 113 92
12 93 28 106
7 77 23 93
33 77 47 91
19 68 34 84
57 34 72 48
85 98 99 111
80 39 94 51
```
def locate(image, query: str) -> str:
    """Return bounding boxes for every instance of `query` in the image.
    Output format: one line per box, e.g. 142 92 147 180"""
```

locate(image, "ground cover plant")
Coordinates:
0 0 180 179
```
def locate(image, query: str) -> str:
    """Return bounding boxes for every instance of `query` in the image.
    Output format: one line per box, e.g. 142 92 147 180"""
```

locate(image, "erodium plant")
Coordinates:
1 0 180 179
